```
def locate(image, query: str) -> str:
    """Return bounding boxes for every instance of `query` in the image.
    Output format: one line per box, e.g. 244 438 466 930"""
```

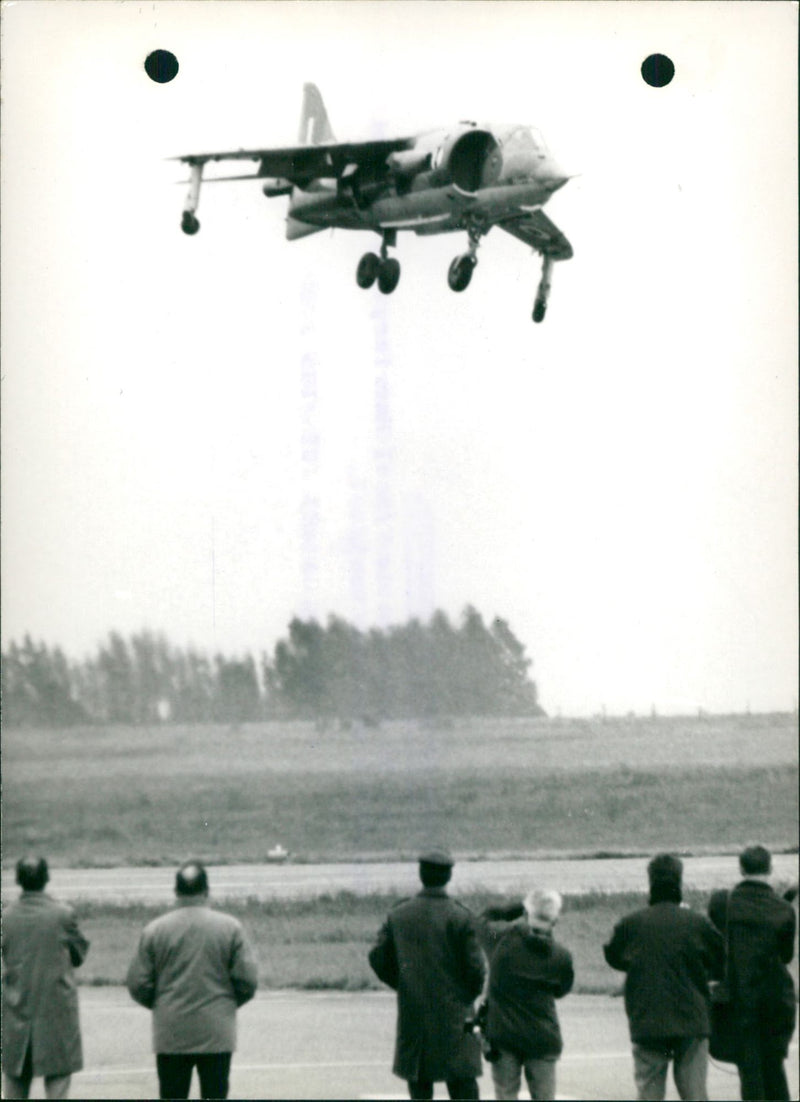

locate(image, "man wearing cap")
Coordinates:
604 853 724 1101
126 861 258 1100
707 844 796 1101
369 849 487 1100
2 857 90 1100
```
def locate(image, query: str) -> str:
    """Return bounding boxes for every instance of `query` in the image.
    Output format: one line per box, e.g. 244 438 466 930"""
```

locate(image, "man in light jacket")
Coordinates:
2 857 90 1100
368 849 487 1100
126 861 258 1100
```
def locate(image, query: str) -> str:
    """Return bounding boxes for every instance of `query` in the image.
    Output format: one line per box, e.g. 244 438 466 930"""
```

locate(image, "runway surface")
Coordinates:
34 989 797 1100
3 853 797 904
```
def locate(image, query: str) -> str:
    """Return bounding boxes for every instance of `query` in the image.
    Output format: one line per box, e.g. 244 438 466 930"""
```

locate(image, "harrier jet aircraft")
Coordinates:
175 84 573 321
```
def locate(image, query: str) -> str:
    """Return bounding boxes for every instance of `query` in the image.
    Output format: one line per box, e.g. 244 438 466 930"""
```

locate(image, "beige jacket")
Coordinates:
126 897 258 1053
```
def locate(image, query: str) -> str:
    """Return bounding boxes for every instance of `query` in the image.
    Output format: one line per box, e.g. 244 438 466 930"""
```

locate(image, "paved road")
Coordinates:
55 989 800 1099
3 853 797 903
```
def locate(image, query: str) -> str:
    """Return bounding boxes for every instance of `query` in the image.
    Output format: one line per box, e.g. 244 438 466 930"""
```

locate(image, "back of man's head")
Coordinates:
16 856 49 892
419 861 452 888
175 861 209 897
648 853 683 903
418 850 453 889
739 843 771 878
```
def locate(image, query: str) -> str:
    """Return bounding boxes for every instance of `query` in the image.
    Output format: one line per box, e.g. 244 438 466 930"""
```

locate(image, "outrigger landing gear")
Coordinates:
356 230 400 294
181 162 203 235
447 221 484 292
532 254 554 322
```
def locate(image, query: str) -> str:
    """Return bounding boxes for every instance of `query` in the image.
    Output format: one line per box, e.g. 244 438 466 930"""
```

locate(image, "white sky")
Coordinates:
1 1 797 716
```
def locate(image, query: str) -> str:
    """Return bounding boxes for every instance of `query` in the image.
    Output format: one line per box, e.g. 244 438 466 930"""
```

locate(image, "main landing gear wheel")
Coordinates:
356 252 380 289
532 301 546 323
448 254 476 292
181 212 200 235
377 257 401 294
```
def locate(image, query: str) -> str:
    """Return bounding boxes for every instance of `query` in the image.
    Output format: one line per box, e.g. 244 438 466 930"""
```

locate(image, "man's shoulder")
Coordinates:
391 892 475 921
739 881 796 921
6 892 73 922
613 905 650 930
144 904 243 937
447 896 477 918
385 895 414 917
615 902 708 933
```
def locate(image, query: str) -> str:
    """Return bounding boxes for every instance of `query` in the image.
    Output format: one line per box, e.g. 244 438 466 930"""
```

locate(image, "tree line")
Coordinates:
1 607 543 727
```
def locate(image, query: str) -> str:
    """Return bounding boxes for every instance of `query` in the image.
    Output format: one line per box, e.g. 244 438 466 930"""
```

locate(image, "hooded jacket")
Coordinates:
604 901 724 1042
485 920 574 1059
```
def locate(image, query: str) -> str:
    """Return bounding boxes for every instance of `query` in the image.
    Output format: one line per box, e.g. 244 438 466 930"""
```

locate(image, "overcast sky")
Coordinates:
2 1 797 716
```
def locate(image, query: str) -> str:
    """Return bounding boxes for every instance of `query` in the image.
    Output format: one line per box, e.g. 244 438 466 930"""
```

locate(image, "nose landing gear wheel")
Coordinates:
448 254 476 292
356 252 380 289
377 257 401 294
532 301 546 323
181 212 200 235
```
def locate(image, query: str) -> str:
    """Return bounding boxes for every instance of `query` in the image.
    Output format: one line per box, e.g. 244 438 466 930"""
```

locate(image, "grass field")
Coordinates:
67 887 800 995
3 714 797 865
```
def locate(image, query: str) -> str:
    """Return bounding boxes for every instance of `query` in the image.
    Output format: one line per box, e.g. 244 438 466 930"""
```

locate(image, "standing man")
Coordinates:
2 857 90 1100
368 849 486 1100
604 853 724 1101
708 843 797 1101
126 861 258 1100
480 889 574 1101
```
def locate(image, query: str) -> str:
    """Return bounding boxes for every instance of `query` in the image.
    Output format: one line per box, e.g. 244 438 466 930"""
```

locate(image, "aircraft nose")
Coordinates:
541 158 570 192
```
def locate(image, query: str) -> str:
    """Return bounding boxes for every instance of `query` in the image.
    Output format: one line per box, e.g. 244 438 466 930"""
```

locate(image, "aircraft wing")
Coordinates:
175 137 417 185
497 209 573 260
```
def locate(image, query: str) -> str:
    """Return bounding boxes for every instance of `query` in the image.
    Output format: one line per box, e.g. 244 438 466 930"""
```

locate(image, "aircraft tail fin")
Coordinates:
298 83 335 145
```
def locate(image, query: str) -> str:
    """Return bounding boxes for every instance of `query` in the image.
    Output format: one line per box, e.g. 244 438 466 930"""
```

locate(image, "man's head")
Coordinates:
175 861 209 898
16 856 49 892
648 853 683 904
739 843 772 879
418 849 453 889
523 888 562 931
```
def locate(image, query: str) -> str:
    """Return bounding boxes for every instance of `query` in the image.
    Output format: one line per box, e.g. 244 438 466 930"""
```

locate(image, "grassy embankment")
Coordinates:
4 714 797 865
71 887 800 994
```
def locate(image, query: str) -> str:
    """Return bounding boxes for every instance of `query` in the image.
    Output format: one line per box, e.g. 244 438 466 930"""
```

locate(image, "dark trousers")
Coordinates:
736 1031 790 1102
408 1077 480 1100
156 1052 232 1100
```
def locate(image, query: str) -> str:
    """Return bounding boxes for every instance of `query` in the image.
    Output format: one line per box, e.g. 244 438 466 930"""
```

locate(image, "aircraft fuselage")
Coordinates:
287 123 566 237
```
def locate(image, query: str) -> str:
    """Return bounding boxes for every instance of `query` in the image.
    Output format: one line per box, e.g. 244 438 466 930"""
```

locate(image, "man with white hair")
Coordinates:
479 889 574 1101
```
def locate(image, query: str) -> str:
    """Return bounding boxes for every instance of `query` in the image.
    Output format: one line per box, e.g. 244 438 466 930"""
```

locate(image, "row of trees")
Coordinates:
1 607 543 727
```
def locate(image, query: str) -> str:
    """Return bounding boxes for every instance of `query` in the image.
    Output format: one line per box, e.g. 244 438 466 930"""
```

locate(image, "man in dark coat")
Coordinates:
707 844 797 1101
368 849 486 1100
2 857 90 1100
604 853 724 1101
480 889 574 1101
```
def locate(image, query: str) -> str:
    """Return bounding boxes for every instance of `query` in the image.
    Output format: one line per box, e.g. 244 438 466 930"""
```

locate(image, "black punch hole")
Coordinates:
145 50 179 84
641 54 674 88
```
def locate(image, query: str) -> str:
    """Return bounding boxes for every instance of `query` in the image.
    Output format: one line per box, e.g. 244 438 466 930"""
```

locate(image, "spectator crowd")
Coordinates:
1 844 796 1101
